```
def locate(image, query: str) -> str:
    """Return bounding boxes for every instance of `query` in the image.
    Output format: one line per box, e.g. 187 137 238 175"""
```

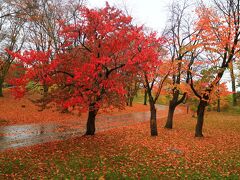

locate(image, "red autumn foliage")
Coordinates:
0 90 151 126
7 3 165 135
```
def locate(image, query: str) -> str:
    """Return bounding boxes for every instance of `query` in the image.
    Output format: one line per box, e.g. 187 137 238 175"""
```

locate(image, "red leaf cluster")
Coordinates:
8 3 165 113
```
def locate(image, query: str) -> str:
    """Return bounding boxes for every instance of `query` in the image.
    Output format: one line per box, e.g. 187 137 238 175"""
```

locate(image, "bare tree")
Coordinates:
5 0 85 108
163 0 199 129
0 0 25 97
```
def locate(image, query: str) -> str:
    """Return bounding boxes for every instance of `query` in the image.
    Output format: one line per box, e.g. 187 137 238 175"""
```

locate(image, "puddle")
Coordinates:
0 123 84 150
0 105 174 151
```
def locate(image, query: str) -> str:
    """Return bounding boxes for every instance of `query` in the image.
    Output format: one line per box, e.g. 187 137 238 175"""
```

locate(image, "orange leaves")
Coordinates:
0 90 150 126
1 110 240 178
195 6 240 57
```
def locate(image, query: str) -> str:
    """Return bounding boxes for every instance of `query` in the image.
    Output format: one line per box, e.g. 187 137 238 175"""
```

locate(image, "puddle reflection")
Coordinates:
0 105 169 150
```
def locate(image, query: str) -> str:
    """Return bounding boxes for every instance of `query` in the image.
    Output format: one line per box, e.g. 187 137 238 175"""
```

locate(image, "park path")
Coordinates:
0 105 183 151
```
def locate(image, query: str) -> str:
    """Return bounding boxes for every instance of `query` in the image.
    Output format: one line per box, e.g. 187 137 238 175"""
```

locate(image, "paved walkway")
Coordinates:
0 105 182 151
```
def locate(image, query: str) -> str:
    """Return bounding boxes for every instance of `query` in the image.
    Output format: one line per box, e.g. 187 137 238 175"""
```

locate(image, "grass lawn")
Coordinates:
1 111 240 179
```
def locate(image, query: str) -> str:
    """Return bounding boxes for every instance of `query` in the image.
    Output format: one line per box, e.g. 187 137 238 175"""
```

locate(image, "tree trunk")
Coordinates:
129 97 133 107
165 102 176 129
38 84 49 111
144 89 147 105
229 62 237 106
126 96 129 106
43 84 48 97
42 84 49 109
195 100 207 137
164 89 183 129
0 79 3 97
217 98 220 112
149 101 158 136
232 91 237 106
85 103 99 135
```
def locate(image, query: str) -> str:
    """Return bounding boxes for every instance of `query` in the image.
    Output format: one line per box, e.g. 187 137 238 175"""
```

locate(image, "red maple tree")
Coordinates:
8 3 163 135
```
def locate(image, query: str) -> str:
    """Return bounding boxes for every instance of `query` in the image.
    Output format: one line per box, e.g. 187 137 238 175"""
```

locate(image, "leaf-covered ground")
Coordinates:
1 110 240 179
0 90 149 126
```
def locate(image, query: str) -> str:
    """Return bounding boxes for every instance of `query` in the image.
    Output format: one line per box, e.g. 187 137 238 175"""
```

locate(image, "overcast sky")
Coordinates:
89 0 170 33
88 0 236 89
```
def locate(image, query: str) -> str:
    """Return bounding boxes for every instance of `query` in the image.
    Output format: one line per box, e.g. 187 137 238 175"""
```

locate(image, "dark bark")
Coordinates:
144 89 147 105
42 84 49 109
217 98 220 112
164 56 186 129
126 81 138 107
129 97 133 107
164 90 186 129
165 103 176 129
187 104 189 114
0 79 3 97
195 99 207 137
85 103 99 135
149 100 158 136
229 62 237 106
232 92 237 106
43 84 48 96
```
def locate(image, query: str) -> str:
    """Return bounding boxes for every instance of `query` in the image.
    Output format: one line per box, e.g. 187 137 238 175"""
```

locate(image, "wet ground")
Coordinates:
0 105 182 151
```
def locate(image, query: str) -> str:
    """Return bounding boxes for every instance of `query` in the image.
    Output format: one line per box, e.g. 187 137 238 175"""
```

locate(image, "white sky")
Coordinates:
88 0 238 91
88 0 170 33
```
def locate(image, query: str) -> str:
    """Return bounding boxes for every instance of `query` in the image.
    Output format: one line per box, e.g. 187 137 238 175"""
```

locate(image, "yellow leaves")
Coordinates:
98 175 105 180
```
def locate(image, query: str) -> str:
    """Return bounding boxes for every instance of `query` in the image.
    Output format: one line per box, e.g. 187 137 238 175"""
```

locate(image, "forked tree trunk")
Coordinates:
165 102 176 129
149 101 158 136
85 103 99 135
144 90 147 105
164 59 183 129
195 100 207 137
164 90 186 129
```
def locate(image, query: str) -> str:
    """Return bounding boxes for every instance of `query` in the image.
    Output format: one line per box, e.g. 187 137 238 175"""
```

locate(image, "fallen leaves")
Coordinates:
0 90 240 178
1 111 239 178
0 90 149 126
